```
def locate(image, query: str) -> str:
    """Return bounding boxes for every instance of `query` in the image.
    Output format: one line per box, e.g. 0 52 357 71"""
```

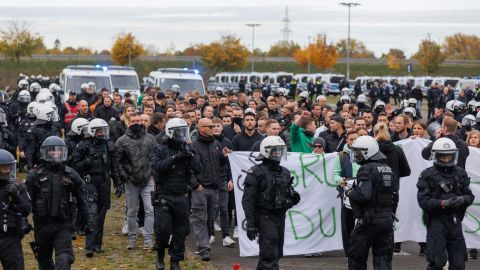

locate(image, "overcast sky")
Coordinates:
1 0 479 57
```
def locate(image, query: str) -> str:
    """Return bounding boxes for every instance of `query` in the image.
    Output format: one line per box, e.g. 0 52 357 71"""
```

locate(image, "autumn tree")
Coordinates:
268 40 301 57
443 33 480 60
111 32 145 65
182 44 203 56
199 35 249 73
294 35 338 70
0 20 44 64
384 48 405 70
336 38 375 58
413 37 445 74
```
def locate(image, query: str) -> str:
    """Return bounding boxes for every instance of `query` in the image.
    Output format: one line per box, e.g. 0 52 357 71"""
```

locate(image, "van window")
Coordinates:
263 76 269 82
66 76 111 93
424 79 433 87
111 75 140 91
277 75 292 83
158 78 205 95
444 80 459 87
330 76 343 84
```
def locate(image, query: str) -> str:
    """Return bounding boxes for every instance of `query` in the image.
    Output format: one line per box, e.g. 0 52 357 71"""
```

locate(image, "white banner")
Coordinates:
230 138 480 257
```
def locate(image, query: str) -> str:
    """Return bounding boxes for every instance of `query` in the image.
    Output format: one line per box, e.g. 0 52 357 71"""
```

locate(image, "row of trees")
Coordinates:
1 20 480 74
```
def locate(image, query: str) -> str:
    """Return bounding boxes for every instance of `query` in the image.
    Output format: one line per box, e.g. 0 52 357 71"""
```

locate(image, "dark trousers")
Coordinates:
341 206 355 256
154 194 190 262
34 221 74 270
85 177 110 251
0 234 24 270
427 105 434 120
347 216 393 270
257 214 286 270
426 218 467 270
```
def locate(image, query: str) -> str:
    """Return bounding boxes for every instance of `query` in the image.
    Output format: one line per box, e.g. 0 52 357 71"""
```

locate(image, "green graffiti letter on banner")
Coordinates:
299 153 322 188
321 154 336 187
318 207 336 237
290 170 299 188
465 203 480 234
288 210 315 240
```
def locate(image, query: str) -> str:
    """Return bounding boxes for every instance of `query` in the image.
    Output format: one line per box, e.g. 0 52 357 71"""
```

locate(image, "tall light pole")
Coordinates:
339 2 360 80
246 24 261 72
307 36 311 74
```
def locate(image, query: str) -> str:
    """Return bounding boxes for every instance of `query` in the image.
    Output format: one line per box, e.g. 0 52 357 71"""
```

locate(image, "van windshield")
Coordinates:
158 78 205 95
445 80 459 87
424 79 433 87
66 75 111 93
330 76 343 84
111 75 140 91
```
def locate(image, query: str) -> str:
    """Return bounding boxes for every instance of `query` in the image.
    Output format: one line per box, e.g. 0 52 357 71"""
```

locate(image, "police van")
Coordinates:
146 68 205 95
107 66 141 101
59 65 112 101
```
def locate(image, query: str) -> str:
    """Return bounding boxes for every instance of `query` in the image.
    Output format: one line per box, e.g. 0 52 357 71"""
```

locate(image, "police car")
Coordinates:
146 68 205 95
59 65 112 101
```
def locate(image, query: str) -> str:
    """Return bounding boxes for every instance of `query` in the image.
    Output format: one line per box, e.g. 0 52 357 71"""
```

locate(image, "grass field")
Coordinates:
17 171 207 270
1 58 480 88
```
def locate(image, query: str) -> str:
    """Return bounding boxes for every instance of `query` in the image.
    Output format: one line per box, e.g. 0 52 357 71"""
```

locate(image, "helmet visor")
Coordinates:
93 126 110 139
0 163 16 182
433 151 458 167
0 111 6 126
267 145 287 161
41 145 68 163
171 126 190 141
50 110 60 122
352 147 367 163
461 117 475 127
18 95 31 103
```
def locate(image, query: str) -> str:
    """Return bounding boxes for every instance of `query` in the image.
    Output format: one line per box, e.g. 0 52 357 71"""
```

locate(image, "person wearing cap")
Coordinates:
311 137 326 155
190 118 230 261
290 111 316 153
324 114 346 153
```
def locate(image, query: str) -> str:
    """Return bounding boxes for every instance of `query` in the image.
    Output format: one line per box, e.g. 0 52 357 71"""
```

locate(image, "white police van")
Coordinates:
107 66 141 100
146 68 205 95
59 65 112 101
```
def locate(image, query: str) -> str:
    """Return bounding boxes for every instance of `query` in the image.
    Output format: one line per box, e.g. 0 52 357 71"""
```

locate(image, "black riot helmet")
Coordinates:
0 149 16 182
40 136 68 163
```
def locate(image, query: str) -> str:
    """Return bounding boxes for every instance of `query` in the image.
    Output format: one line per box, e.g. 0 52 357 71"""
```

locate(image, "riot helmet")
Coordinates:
340 95 351 104
351 135 386 164
357 94 367 104
0 91 8 104
67 118 90 136
18 79 29 90
0 150 16 182
18 90 31 103
374 100 386 112
408 98 417 109
403 107 417 119
29 82 41 93
40 136 68 163
165 118 190 142
0 108 7 127
431 137 458 167
258 136 287 162
341 87 350 96
87 118 109 139
461 114 476 128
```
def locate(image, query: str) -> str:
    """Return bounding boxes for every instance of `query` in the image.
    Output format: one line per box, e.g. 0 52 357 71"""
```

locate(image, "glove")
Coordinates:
292 190 301 206
114 186 123 198
441 197 458 208
450 196 465 208
4 183 18 196
173 151 190 160
246 227 258 241
84 224 94 235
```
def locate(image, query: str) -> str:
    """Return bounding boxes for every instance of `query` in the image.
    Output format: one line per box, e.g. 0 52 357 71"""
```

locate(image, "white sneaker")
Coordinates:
233 226 239 238
138 227 146 238
209 235 215 244
222 236 236 247
214 222 221 232
121 221 128 235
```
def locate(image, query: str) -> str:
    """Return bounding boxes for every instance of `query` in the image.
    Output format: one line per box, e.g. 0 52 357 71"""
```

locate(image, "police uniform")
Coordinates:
0 180 31 269
73 137 121 255
23 122 60 169
0 126 17 157
25 137 93 270
417 164 474 269
151 137 201 269
242 157 299 270
346 136 395 270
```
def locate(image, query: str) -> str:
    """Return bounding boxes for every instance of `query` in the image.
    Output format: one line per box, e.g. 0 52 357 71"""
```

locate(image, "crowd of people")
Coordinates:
0 73 479 270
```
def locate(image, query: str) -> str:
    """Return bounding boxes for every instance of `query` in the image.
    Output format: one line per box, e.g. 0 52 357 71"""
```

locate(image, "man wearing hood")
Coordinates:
190 118 230 261
115 113 157 250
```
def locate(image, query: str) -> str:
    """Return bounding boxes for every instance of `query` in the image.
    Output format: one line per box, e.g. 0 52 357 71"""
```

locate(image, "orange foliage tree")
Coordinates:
443 33 480 60
111 32 145 65
199 35 249 73
294 35 338 70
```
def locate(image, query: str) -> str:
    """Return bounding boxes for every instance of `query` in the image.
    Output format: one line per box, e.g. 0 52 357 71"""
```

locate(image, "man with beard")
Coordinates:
94 96 118 122
232 112 263 151
325 115 346 153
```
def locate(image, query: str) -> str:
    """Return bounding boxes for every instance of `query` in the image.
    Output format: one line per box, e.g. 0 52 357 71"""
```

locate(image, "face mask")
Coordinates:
129 123 145 133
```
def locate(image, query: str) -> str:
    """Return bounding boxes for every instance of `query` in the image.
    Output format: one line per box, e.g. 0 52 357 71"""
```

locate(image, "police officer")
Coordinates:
9 89 30 132
0 108 17 157
25 136 94 270
417 137 474 270
0 149 31 269
18 102 38 172
242 136 300 270
23 104 61 169
151 118 201 270
72 119 122 258
345 135 395 270
65 118 89 166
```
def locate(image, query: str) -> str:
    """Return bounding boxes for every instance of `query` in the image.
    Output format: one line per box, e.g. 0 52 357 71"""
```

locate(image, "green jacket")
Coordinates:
333 143 360 185
290 123 313 153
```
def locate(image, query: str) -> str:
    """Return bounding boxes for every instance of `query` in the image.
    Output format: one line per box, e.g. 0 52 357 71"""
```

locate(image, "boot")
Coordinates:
170 260 181 270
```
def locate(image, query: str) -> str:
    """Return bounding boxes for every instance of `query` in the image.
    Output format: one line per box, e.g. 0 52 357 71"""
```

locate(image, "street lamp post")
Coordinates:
246 24 261 73
307 36 311 74
339 2 360 81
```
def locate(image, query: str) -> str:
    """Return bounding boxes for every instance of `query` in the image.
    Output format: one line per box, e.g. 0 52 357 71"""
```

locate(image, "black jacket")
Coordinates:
191 134 227 189
115 128 157 186
378 140 411 189
421 134 470 169
94 105 118 122
325 131 346 153
214 134 233 185
151 137 201 195
232 130 263 151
